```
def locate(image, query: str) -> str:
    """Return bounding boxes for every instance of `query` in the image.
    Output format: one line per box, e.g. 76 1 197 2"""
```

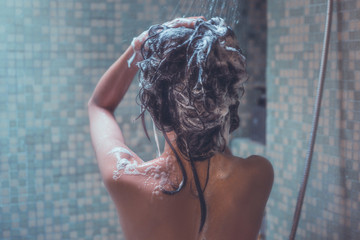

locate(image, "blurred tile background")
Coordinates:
1 0 359 239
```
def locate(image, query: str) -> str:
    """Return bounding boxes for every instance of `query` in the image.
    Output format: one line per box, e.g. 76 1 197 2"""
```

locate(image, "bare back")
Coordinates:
86 16 272 240
103 151 274 240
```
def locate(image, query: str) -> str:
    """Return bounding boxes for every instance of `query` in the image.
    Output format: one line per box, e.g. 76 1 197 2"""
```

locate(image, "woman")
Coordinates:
88 16 273 240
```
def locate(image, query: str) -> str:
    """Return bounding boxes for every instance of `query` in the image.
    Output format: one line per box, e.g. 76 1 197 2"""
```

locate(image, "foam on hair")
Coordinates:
138 17 246 161
137 17 247 232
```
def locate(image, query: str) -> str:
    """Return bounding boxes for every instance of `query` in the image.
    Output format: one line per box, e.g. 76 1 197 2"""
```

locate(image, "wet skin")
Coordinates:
104 142 273 240
88 17 274 240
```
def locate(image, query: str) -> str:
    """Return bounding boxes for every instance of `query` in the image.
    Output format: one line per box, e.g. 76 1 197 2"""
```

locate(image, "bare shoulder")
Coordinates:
243 155 274 190
246 155 274 174
220 153 274 191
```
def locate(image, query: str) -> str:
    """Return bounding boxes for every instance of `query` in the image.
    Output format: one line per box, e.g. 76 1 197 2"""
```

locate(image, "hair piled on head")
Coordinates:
137 17 247 161
137 17 247 232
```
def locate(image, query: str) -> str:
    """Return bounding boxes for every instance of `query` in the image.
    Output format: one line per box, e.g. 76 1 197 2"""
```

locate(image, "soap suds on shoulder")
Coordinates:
108 147 177 198
108 147 142 179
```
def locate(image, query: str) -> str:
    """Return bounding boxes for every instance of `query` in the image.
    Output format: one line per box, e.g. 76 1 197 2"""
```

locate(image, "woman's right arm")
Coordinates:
88 16 205 183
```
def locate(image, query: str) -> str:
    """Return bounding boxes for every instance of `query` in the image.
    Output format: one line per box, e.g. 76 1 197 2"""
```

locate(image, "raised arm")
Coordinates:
88 46 141 112
88 17 205 183
87 34 146 181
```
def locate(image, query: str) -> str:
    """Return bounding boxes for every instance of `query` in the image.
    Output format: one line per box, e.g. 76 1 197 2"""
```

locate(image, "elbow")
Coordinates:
87 97 116 114
87 97 103 115
87 96 103 110
88 94 99 107
88 97 95 108
87 97 97 113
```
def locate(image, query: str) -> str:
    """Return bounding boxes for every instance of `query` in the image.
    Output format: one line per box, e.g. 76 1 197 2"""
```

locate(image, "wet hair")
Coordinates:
137 17 247 232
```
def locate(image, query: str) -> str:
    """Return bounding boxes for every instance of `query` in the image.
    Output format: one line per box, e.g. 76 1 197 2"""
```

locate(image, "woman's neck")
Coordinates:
161 132 216 182
163 131 177 153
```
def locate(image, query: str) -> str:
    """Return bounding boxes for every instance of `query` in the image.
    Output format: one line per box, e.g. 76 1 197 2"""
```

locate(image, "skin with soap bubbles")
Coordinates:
88 16 273 240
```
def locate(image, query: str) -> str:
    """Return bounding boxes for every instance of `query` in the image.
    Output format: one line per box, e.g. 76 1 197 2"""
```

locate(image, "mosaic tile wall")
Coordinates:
266 0 360 239
0 0 176 239
5 0 358 239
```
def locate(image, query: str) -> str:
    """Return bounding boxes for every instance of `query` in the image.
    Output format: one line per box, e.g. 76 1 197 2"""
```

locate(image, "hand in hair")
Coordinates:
88 16 208 179
132 16 206 52
163 16 206 28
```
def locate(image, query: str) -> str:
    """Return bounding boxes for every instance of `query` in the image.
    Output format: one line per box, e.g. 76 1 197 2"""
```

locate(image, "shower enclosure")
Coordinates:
1 0 359 239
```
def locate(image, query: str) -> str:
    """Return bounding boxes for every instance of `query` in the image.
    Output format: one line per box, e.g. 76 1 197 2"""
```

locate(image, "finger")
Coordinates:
164 17 205 28
187 16 206 21
185 16 207 27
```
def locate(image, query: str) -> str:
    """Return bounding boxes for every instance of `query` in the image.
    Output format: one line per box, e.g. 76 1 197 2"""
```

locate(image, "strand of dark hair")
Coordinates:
188 151 207 232
161 130 188 195
137 17 246 233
